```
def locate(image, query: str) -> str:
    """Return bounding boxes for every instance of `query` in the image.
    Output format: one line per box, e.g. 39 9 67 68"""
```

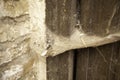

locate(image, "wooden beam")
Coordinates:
47 51 74 80
45 0 120 56
76 41 120 80
114 42 120 80
80 0 120 36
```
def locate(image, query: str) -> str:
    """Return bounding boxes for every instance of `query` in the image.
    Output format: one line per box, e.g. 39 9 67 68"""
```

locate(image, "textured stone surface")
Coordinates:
0 0 46 80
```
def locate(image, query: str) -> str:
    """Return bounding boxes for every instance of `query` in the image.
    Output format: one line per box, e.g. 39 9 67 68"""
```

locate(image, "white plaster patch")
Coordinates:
70 29 86 41
29 0 47 55
41 50 48 56
0 0 6 17
2 65 23 80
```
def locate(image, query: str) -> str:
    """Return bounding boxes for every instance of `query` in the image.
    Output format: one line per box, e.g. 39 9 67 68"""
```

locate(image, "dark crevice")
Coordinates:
73 50 78 80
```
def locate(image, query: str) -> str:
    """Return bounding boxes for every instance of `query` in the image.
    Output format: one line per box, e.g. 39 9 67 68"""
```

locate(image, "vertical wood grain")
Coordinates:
80 0 120 36
76 41 120 80
45 0 77 37
114 42 120 80
47 51 74 80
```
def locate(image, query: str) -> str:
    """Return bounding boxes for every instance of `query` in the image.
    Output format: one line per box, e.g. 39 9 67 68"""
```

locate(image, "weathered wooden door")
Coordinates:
0 0 120 80
47 41 120 80
47 0 120 80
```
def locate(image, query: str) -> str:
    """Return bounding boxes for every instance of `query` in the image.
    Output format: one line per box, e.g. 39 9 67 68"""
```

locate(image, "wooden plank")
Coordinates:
114 41 120 80
47 51 74 80
45 0 77 37
76 41 120 80
80 0 120 36
44 0 120 56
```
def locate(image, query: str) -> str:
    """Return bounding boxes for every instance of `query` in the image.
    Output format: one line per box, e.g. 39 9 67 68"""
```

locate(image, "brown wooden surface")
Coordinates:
47 51 74 80
80 0 120 36
46 0 120 37
44 0 120 56
47 41 120 80
46 0 120 79
45 0 76 37
115 42 120 80
76 41 120 80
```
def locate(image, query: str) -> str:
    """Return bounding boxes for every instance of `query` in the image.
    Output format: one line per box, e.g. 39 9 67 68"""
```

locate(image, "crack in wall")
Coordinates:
0 14 29 24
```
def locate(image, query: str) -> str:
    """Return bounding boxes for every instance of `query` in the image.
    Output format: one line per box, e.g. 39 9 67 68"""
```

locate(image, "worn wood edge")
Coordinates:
47 30 120 56
43 0 120 56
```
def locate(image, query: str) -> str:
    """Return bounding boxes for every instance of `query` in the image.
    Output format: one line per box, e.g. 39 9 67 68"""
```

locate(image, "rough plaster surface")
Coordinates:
0 0 46 80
